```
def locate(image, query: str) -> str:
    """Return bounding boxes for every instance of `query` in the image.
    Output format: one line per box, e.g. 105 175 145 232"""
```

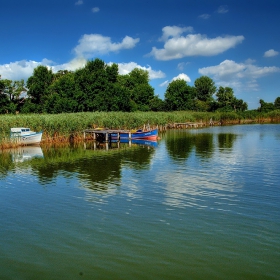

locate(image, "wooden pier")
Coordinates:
173 122 206 129
83 129 131 142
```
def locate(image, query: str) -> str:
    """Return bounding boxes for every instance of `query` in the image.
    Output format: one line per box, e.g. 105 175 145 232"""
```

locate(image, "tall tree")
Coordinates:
74 59 110 111
0 78 11 113
164 79 195 111
122 68 155 111
44 71 78 113
258 99 275 112
274 97 280 109
216 86 235 108
26 65 54 111
216 86 247 111
194 76 216 102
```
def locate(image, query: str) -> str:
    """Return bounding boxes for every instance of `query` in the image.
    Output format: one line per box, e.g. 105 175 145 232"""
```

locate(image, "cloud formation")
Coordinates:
75 0 83 5
74 34 140 58
92 7 100 13
148 26 244 60
217 5 229 14
0 58 87 81
114 62 165 79
199 59 280 91
159 25 194 42
264 49 279 57
172 73 191 83
199 14 211 19
0 60 47 80
159 73 191 88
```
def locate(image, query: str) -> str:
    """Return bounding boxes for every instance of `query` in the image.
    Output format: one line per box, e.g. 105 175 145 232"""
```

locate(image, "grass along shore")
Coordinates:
1 110 280 149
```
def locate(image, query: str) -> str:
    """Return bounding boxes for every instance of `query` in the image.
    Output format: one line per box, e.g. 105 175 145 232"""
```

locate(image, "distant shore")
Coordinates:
1 110 280 149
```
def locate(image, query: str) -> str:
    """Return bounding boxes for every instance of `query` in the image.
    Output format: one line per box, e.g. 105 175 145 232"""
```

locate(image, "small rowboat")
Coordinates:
10 127 43 145
111 128 158 141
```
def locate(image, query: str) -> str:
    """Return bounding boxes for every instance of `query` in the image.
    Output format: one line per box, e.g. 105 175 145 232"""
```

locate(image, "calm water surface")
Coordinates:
0 124 279 280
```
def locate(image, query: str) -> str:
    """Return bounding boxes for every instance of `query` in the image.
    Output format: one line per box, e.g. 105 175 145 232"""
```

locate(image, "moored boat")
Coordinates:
10 127 43 145
111 128 158 141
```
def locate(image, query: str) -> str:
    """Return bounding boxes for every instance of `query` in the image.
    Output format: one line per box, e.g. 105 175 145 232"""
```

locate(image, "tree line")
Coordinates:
0 58 279 114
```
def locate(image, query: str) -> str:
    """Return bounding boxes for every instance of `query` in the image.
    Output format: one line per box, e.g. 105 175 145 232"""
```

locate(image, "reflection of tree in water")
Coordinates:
218 133 237 150
166 132 194 161
32 144 155 193
122 146 155 170
166 131 214 161
194 133 214 158
0 152 13 178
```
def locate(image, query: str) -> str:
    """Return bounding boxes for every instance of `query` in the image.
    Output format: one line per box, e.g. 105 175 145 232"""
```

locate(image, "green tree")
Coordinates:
216 86 235 109
194 76 216 102
258 99 275 112
125 68 155 111
274 97 280 109
26 65 54 112
0 78 26 113
44 71 79 113
74 59 110 111
164 79 195 111
149 95 166 111
215 86 247 112
0 78 11 113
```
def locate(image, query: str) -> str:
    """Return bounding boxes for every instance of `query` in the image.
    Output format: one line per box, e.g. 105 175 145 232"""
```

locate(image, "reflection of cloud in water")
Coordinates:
155 167 239 210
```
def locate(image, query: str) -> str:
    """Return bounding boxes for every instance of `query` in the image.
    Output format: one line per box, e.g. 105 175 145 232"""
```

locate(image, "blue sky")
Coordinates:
1 0 279 109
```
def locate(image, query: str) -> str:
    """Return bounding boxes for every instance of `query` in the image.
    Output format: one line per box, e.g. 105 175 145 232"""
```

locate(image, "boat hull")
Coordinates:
111 129 158 140
17 132 43 145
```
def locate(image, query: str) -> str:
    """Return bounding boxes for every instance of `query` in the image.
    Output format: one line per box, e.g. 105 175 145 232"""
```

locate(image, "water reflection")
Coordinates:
165 130 215 161
218 133 237 150
0 141 157 193
165 129 240 162
0 146 44 177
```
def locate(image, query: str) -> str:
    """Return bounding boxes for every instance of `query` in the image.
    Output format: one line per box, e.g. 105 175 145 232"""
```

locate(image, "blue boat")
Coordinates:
111 128 158 141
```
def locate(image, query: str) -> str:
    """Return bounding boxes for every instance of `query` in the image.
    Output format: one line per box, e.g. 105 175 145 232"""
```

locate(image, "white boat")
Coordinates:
10 127 43 145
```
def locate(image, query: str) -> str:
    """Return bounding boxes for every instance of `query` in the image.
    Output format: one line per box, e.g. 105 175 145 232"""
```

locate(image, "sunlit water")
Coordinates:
0 124 279 279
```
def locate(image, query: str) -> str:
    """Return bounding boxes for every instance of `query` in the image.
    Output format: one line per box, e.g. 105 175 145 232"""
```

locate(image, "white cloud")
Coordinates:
172 73 191 83
159 25 194 42
92 7 100 13
50 57 87 72
199 59 280 91
217 5 229 14
159 80 169 87
264 49 279 57
75 0 83 5
0 58 87 81
177 62 189 71
74 34 140 58
199 14 211 19
158 73 191 88
113 62 165 79
0 60 42 80
148 26 244 60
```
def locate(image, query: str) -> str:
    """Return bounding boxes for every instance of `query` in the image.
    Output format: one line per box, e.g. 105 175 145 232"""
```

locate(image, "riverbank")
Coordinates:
1 110 280 149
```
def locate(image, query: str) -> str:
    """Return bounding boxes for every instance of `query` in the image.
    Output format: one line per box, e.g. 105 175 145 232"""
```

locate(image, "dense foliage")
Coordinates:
0 59 279 114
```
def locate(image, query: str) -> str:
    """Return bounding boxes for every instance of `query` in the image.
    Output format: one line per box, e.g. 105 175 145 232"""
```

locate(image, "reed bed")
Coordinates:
1 110 280 148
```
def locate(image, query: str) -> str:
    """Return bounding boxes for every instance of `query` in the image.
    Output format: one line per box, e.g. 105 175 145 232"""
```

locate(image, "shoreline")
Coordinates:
1 119 279 150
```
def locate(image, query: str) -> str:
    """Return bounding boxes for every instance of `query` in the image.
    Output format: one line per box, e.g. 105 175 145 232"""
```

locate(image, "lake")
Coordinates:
0 124 279 280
